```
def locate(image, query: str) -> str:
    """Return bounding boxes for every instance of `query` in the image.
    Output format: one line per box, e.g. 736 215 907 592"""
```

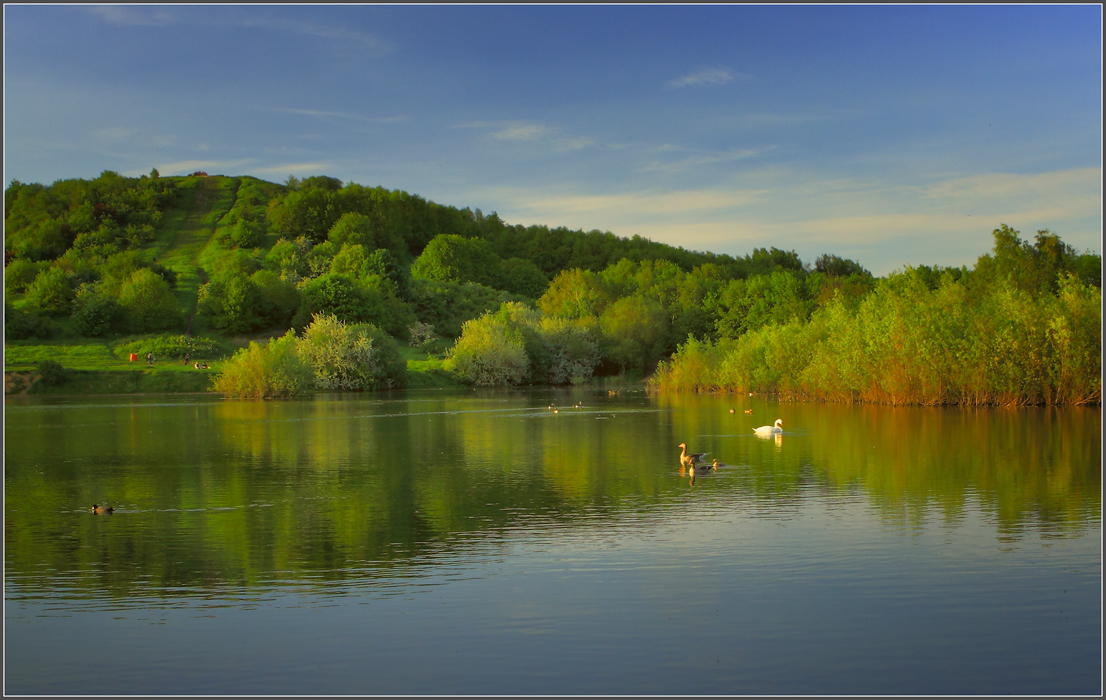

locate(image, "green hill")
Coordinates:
6 171 1099 401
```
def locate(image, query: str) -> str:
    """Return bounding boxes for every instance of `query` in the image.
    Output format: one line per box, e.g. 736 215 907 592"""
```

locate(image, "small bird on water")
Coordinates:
91 504 114 514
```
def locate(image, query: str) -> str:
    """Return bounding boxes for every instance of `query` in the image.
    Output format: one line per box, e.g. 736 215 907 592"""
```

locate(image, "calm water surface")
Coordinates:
4 389 1101 695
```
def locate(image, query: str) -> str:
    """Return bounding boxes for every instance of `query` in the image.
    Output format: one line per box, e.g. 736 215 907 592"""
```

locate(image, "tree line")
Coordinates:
5 171 1100 404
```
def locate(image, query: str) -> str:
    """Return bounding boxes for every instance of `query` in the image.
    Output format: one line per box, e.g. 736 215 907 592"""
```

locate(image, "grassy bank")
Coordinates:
5 337 466 396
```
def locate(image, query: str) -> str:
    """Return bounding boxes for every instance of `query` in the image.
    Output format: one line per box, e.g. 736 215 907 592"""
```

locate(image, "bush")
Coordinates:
296 313 406 391
294 273 414 337
448 310 530 386
118 268 180 332
537 316 602 385
251 269 300 328
4 302 57 340
408 278 524 338
197 271 263 333
212 331 313 399
37 359 67 386
4 258 45 294
24 266 75 316
410 233 502 288
499 257 548 298
408 320 437 348
230 218 264 248
72 284 122 336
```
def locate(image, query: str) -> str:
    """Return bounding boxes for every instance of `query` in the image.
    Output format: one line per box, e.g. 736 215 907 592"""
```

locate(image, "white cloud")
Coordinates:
490 123 548 141
668 67 743 88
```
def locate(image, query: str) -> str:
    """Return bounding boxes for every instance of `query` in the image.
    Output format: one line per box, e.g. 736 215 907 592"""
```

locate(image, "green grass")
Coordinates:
401 346 464 388
5 338 225 372
151 176 241 324
21 368 216 395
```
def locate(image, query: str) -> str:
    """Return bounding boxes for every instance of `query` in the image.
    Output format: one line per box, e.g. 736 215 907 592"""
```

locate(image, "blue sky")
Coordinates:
4 4 1101 275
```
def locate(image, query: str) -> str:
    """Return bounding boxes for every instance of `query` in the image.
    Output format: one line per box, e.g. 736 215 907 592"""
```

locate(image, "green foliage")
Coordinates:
499 256 548 298
267 186 341 243
72 284 122 337
24 266 75 316
296 273 368 324
598 296 670 376
972 224 1096 295
655 258 1102 406
230 217 264 248
4 301 57 341
814 253 870 278
410 233 502 287
538 268 614 319
326 212 404 257
710 270 814 339
263 236 313 282
448 302 602 386
211 331 313 399
36 359 68 386
197 270 262 333
118 268 180 333
297 313 406 391
112 334 224 361
5 171 175 263
408 278 523 338
536 315 602 384
448 309 531 386
250 269 300 328
408 320 438 348
329 242 367 277
5 258 46 294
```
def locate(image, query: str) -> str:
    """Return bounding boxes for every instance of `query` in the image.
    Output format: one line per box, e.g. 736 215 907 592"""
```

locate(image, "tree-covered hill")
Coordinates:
4 170 811 344
5 170 1101 403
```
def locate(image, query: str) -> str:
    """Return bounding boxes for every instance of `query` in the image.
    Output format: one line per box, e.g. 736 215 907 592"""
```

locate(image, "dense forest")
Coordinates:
4 170 1101 404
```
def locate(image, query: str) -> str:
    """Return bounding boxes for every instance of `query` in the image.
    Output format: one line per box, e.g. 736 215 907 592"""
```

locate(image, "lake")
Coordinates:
4 389 1101 695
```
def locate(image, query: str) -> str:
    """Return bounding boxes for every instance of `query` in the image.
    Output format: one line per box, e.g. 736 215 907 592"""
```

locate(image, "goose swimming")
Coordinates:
753 419 783 436
678 443 709 466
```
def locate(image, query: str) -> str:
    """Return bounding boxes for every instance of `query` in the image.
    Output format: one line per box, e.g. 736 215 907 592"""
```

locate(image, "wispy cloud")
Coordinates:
157 159 257 175
86 7 394 56
455 166 1100 276
236 16 394 55
250 162 334 176
456 120 595 152
640 146 776 173
277 108 408 123
87 6 176 26
668 67 744 88
490 122 548 141
484 186 762 221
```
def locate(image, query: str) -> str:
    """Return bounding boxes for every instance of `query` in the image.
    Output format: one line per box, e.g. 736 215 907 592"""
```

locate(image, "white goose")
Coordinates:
753 419 783 437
